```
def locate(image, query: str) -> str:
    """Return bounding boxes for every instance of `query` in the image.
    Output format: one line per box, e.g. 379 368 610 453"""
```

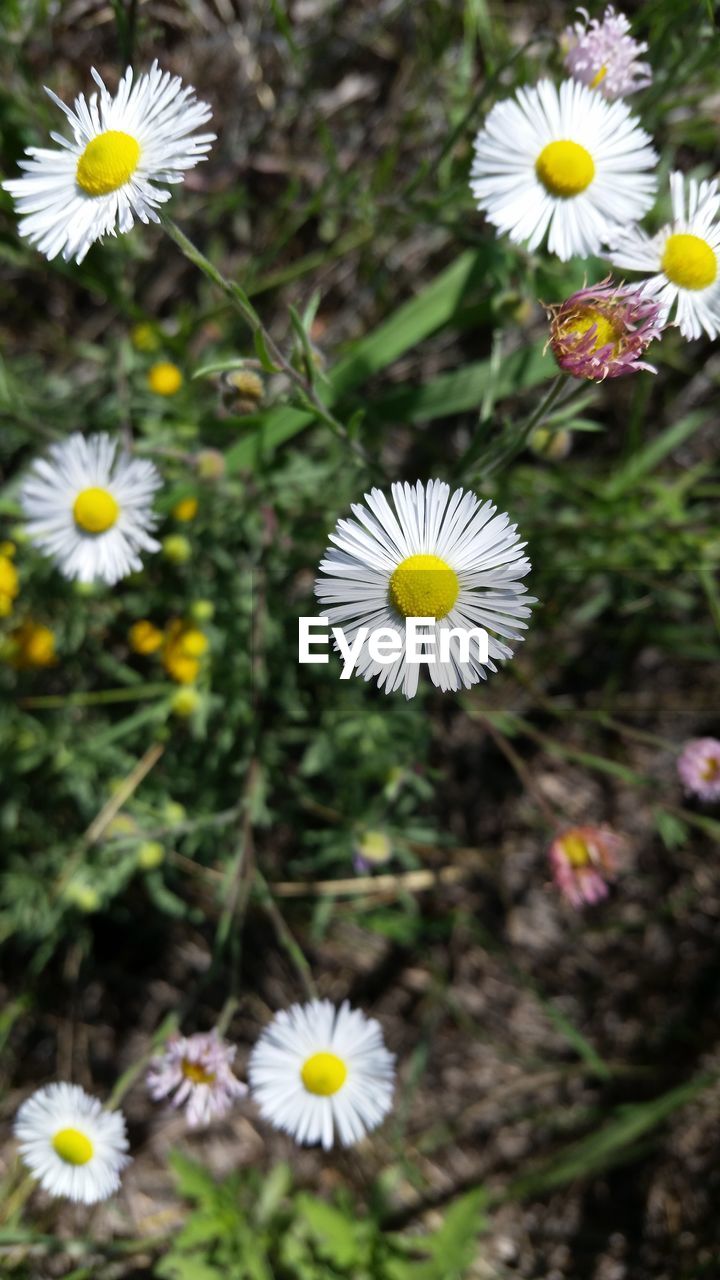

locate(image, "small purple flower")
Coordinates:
549 825 622 909
677 738 720 803
563 6 652 100
147 1029 247 1127
546 278 663 381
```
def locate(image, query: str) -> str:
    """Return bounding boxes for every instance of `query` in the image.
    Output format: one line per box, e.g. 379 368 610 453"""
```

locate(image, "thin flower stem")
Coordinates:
481 374 571 477
161 216 372 468
253 870 318 1001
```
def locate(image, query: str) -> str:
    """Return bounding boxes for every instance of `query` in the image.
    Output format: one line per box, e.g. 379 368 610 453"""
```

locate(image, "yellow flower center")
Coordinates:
389 553 459 620
172 497 198 522
590 65 608 88
535 140 595 198
357 831 392 864
701 756 720 781
561 833 590 868
181 1059 216 1085
52 1127 94 1166
148 362 184 397
76 130 141 196
661 233 717 291
560 307 620 352
0 556 19 599
73 487 120 534
301 1051 348 1097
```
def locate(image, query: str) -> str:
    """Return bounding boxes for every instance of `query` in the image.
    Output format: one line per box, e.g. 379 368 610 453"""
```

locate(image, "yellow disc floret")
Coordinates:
301 1051 348 1097
389 553 459 620
559 307 620 352
76 130 141 196
73 487 120 534
590 65 608 88
560 833 590 867
661 233 717 291
52 1127 94 1166
535 140 595 198
702 755 720 781
181 1059 216 1085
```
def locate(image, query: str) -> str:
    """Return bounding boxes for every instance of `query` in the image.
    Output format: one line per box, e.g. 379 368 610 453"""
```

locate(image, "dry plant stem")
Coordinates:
253 871 318 1001
161 216 371 467
269 863 480 898
53 742 165 901
480 715 564 830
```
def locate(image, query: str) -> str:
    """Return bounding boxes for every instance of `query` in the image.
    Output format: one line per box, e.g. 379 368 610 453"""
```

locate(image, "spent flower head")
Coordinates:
677 738 720 803
563 6 652 100
549 825 622 909
546 277 663 380
147 1030 247 1127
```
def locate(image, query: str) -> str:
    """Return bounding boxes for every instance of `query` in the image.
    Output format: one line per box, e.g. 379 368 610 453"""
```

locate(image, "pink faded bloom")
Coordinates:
549 825 623 909
546 278 663 381
147 1029 247 1127
563 6 652 100
677 738 720 803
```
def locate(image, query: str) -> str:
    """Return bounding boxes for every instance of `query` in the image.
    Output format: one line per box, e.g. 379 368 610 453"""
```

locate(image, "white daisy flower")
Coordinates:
14 1082 130 1204
3 61 214 263
470 78 657 261
315 479 536 699
248 999 395 1150
607 171 720 340
22 432 162 585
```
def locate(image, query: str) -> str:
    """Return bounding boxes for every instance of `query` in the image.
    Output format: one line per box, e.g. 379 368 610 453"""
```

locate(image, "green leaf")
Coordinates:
603 411 708 498
253 328 283 374
169 1151 219 1205
296 1194 362 1268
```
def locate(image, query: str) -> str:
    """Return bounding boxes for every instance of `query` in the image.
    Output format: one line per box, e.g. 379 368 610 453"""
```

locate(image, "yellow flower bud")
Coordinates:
162 535 191 565
128 619 164 655
147 361 183 396
172 496 198 522
137 840 165 870
171 687 201 717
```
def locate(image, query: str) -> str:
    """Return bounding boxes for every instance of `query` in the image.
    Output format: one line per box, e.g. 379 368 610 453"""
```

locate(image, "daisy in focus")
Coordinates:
14 1083 130 1204
549 825 622 908
470 79 657 260
21 433 161 585
563 6 652 100
147 1030 247 1127
546 277 663 379
677 738 720 803
607 172 720 340
248 999 395 1150
3 61 214 263
315 479 535 699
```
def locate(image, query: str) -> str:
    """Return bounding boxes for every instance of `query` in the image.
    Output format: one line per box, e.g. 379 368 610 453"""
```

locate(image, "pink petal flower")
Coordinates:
546 277 663 381
563 6 652 100
147 1029 247 1127
677 738 720 803
549 825 623 908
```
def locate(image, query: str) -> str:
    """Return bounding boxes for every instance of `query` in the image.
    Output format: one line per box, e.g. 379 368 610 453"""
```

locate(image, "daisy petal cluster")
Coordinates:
563 6 652 101
248 999 395 1150
546 277 663 379
315 479 536 699
14 1083 130 1204
147 1030 247 1127
3 61 214 263
549 825 622 908
21 433 161 585
608 172 720 341
470 78 657 261
677 738 720 803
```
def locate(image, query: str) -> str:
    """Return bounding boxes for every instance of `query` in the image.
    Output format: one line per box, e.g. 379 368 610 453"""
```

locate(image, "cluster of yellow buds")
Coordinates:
128 616 209 686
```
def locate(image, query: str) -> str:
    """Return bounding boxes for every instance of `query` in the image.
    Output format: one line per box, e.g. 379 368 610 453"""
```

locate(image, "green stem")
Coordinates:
161 216 371 467
481 374 571 477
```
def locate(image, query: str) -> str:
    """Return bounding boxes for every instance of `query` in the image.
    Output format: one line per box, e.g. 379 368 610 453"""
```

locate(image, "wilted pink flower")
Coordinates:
677 738 720 803
563 6 652 100
147 1029 247 1127
549 825 622 909
546 278 663 381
